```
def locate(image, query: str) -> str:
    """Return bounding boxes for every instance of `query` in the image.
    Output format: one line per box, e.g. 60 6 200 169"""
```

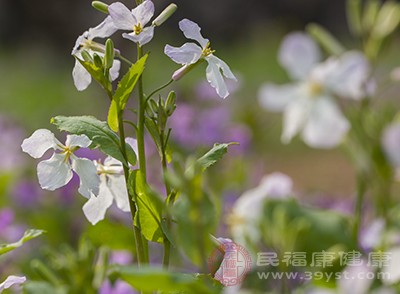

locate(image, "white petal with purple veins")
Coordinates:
0 275 26 292
65 134 92 149
109 175 130 212
88 16 118 39
122 26 154 46
72 157 100 198
109 2 137 30
21 129 61 158
37 153 73 190
82 180 114 225
179 19 209 48
131 0 154 26
72 59 92 91
164 43 202 65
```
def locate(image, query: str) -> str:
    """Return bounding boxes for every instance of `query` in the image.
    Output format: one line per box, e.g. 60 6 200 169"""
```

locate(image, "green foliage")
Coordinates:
306 23 346 55
26 238 106 294
113 54 148 110
76 58 112 94
128 170 164 243
0 229 45 256
51 115 137 166
107 55 148 131
167 159 219 269
110 266 223 294
196 143 238 171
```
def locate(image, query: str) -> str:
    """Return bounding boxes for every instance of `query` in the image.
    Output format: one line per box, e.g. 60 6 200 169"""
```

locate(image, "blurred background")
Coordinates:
2 0 400 284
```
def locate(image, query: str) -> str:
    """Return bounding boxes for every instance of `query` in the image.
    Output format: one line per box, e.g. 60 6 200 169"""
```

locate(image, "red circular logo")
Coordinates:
208 240 252 286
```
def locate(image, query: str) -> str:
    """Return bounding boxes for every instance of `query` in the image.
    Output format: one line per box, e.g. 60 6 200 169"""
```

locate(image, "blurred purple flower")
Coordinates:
0 115 26 171
100 280 138 294
0 208 25 242
109 251 132 265
12 180 42 208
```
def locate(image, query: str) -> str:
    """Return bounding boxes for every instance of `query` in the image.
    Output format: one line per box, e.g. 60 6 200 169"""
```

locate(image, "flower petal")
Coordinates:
164 43 202 65
82 180 114 225
65 134 92 149
206 58 229 98
179 19 209 48
382 123 400 167
88 16 118 39
72 33 87 55
109 2 137 30
302 97 350 148
110 59 121 82
258 83 298 112
72 157 100 198
37 153 73 190
312 51 370 100
281 97 310 143
73 58 92 91
0 276 26 291
122 26 154 46
279 32 321 80
21 129 60 159
131 0 154 26
109 175 130 212
208 55 236 81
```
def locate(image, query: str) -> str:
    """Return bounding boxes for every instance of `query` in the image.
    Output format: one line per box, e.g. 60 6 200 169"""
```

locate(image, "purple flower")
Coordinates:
100 280 138 294
0 115 26 171
12 180 42 208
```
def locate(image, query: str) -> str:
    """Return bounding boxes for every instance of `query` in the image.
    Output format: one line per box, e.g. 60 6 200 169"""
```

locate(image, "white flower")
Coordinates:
21 129 100 198
164 19 237 99
82 156 130 225
258 32 371 148
0 276 26 293
72 16 121 91
108 1 155 46
230 172 293 244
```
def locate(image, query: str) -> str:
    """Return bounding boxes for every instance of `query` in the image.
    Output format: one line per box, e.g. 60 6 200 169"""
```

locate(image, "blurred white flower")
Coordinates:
164 19 237 98
21 129 99 198
83 156 130 225
230 172 293 244
108 1 155 46
0 275 26 293
71 16 121 91
259 32 371 148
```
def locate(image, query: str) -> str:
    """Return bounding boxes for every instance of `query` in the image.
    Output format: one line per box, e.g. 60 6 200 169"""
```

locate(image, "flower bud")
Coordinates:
81 50 93 63
165 91 176 116
172 64 193 81
93 53 103 68
104 39 115 70
152 4 177 27
92 1 109 14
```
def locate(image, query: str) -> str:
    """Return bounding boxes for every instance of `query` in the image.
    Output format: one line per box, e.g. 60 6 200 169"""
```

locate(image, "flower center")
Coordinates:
59 145 79 163
133 23 143 35
202 42 215 57
307 81 323 97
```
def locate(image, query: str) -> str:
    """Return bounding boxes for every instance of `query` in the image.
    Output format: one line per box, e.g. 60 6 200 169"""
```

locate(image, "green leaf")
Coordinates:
110 266 222 294
51 115 136 166
0 229 45 256
113 54 148 110
76 58 111 93
346 0 363 36
196 143 237 171
129 170 164 243
372 1 400 38
107 99 119 132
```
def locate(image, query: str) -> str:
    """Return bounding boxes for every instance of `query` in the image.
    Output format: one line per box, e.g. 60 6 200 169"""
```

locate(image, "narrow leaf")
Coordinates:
196 143 237 171
129 170 164 243
107 100 119 132
306 23 346 55
113 54 148 110
0 229 45 256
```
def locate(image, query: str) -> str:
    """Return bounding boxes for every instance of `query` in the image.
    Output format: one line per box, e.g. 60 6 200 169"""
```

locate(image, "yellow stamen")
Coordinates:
134 23 143 35
202 42 215 57
308 81 323 97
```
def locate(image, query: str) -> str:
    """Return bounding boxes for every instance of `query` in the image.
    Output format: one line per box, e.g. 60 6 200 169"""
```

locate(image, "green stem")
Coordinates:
353 172 366 244
146 79 174 102
117 108 147 265
160 130 172 268
136 44 149 263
